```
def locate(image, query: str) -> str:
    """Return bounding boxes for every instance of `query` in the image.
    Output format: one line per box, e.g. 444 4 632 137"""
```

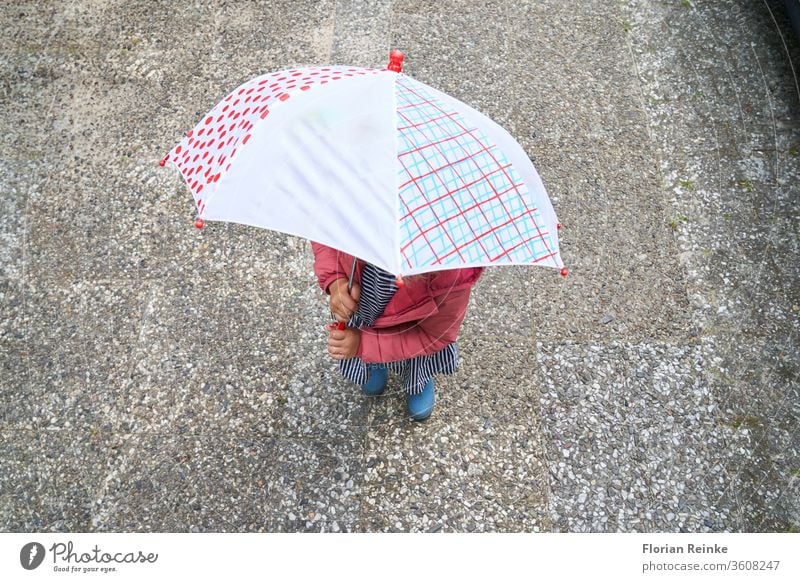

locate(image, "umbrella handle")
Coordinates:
329 257 358 331
340 257 358 329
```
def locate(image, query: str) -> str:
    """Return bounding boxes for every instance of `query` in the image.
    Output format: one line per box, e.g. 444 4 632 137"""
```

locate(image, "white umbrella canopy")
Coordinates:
161 51 566 278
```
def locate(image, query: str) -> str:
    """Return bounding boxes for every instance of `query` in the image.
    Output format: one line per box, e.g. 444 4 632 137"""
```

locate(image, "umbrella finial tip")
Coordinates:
388 49 404 73
195 217 205 229
560 267 568 277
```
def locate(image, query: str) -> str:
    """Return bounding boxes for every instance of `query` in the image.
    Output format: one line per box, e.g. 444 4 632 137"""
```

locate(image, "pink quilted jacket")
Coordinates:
311 242 484 363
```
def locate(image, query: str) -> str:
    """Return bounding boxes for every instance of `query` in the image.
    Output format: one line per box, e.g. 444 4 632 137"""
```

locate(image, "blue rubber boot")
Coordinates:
361 364 388 396
407 378 435 421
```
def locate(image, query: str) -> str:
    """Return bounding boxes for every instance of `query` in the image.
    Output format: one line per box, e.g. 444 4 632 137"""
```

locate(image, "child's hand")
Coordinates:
328 278 361 323
327 326 361 360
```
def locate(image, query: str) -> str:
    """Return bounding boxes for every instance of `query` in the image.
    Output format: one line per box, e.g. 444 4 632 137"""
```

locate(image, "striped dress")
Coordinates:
338 263 459 395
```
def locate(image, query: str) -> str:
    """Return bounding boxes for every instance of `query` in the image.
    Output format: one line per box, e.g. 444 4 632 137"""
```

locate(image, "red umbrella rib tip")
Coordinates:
195 217 205 229
159 157 167 167
560 267 568 277
387 49 404 73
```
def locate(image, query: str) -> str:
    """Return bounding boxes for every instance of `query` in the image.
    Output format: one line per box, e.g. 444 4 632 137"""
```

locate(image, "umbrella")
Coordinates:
160 50 566 282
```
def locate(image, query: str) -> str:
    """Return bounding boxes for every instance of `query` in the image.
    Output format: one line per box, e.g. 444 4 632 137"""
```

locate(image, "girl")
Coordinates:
312 242 483 421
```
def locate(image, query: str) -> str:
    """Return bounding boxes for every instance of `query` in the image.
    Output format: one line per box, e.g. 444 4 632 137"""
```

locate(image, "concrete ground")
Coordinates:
1 0 798 532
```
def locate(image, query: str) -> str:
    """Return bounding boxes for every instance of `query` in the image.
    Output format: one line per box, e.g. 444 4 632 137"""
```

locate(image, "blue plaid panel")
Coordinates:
395 75 555 271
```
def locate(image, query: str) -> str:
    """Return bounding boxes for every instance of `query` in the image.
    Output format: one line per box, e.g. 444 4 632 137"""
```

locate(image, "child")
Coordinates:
311 241 483 421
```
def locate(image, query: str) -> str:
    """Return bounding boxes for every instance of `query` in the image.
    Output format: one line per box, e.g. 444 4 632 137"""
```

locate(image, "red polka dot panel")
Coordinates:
164 66 379 213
